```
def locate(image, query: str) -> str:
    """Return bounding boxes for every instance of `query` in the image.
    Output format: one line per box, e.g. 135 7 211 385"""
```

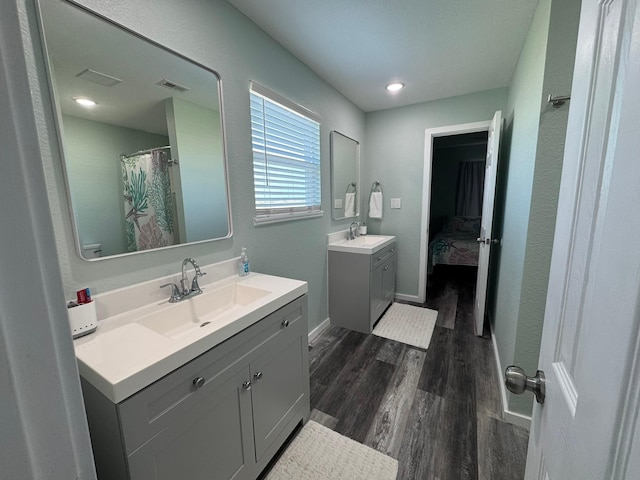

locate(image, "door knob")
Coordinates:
477 237 500 245
505 366 545 404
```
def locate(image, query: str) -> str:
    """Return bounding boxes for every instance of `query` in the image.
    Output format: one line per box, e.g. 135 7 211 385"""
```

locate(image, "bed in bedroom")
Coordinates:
428 216 481 274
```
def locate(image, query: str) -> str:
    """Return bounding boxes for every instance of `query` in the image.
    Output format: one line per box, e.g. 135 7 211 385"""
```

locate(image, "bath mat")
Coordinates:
265 420 397 480
373 303 437 350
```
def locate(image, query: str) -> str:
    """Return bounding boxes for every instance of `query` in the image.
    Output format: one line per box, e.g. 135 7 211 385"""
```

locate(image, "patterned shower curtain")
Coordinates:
122 149 174 251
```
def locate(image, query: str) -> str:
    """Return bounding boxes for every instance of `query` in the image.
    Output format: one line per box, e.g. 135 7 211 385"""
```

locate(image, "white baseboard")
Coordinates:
308 317 330 344
394 293 421 303
490 322 532 430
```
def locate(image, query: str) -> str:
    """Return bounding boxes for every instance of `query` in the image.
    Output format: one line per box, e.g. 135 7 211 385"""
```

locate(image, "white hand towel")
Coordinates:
344 192 356 217
369 191 383 219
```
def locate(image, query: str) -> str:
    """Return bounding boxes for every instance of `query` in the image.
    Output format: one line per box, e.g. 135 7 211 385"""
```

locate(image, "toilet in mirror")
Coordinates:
37 0 232 260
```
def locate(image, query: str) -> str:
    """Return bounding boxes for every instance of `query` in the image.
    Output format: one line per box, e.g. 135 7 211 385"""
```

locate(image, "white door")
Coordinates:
524 0 640 478
473 110 502 336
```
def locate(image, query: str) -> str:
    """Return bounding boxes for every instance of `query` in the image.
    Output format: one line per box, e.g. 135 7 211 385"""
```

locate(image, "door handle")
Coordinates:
476 237 500 245
505 366 545 404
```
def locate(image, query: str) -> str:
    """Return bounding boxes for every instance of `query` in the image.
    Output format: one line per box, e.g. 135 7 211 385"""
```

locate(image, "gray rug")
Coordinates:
265 420 398 480
372 303 437 350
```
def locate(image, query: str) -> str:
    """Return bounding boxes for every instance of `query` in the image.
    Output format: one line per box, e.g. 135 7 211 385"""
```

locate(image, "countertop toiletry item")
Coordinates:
68 299 98 339
239 247 250 276
359 222 367 235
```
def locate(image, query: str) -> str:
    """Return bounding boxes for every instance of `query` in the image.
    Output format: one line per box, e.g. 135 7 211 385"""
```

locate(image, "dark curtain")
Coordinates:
454 160 485 216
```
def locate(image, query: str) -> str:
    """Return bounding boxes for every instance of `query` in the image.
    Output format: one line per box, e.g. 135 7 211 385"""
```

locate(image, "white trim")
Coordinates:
418 120 491 303
308 317 331 344
394 293 421 303
490 321 532 430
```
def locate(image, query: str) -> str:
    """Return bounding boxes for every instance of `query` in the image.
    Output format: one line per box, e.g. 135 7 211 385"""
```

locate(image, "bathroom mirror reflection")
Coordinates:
37 0 232 260
330 131 360 220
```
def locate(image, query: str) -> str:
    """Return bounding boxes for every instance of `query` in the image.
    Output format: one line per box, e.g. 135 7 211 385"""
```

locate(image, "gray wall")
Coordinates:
34 0 365 334
364 88 508 297
490 0 581 416
62 114 170 256
1 0 96 477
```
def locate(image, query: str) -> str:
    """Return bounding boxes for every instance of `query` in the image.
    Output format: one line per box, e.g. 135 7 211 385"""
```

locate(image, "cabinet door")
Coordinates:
370 261 385 327
128 365 255 480
382 255 396 303
250 316 306 464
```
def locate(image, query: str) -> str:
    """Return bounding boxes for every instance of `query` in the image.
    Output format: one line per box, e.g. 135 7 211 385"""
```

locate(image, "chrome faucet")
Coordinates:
181 258 205 296
160 258 206 303
348 221 360 240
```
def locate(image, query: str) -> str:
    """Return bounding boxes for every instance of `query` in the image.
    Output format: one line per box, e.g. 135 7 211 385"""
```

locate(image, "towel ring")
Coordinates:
345 182 357 194
370 181 383 195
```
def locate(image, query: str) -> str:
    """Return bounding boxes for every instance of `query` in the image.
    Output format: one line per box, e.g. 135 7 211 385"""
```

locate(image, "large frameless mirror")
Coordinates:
37 0 232 260
330 131 360 220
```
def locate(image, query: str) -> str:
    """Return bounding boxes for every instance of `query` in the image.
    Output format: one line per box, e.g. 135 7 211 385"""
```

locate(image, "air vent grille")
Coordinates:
156 79 190 92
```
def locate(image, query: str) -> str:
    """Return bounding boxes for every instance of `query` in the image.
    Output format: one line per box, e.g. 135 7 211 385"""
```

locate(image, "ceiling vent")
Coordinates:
156 79 190 92
76 68 122 87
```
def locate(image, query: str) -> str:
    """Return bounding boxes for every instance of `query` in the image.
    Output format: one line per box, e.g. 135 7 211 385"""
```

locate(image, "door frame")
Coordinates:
417 120 491 304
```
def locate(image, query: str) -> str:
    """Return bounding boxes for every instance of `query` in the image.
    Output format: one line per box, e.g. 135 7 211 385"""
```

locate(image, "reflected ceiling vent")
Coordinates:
76 68 122 87
156 79 190 92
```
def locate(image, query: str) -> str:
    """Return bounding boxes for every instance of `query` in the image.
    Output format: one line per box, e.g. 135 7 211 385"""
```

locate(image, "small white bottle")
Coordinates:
239 247 250 276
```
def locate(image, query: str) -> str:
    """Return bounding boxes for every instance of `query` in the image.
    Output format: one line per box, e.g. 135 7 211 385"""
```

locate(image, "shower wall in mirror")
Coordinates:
330 131 360 220
37 0 232 260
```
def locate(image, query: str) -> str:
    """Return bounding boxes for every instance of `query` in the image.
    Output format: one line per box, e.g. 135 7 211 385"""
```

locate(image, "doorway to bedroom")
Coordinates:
418 112 502 336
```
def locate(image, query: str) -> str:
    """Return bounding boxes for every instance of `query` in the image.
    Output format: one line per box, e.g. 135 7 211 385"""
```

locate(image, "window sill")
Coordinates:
253 210 324 226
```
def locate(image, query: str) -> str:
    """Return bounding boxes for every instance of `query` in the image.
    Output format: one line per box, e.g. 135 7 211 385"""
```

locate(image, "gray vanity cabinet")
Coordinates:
329 242 396 334
81 295 309 480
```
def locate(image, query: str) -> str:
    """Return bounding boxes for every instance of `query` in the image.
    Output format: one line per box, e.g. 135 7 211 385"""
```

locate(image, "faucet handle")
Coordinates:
160 283 182 303
190 276 204 294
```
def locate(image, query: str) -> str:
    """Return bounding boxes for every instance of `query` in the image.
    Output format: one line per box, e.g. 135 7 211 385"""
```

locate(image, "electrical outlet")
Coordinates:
334 198 343 209
390 198 402 209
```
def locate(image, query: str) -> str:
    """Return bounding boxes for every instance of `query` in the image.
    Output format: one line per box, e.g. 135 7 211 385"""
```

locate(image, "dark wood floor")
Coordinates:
309 266 529 480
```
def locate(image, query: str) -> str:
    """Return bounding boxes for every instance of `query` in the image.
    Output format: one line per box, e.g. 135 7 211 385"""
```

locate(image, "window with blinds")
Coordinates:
250 82 322 224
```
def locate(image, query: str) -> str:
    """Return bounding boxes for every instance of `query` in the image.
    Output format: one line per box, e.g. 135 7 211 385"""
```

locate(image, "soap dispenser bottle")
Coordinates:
239 248 250 276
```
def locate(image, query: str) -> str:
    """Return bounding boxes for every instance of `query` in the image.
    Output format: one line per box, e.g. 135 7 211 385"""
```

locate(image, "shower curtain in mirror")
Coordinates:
454 160 485 217
122 149 174 251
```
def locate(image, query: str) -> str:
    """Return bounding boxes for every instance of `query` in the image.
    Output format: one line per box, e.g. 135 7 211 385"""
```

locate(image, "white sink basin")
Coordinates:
137 284 271 340
328 234 396 254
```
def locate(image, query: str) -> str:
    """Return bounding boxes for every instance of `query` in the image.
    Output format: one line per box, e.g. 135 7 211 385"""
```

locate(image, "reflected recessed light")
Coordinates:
385 82 405 92
73 97 97 107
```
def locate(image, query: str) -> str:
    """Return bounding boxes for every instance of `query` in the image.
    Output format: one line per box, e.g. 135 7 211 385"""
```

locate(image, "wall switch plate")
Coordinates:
334 198 343 209
390 198 402 209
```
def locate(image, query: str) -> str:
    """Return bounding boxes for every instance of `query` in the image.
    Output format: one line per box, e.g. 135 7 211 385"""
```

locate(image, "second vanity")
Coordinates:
75 259 309 480
328 234 396 334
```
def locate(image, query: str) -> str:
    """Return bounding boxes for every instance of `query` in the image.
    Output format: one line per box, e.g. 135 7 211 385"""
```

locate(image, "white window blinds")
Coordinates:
250 82 322 224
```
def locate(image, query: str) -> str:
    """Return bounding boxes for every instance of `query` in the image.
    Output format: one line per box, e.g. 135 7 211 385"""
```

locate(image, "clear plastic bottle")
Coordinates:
239 247 250 276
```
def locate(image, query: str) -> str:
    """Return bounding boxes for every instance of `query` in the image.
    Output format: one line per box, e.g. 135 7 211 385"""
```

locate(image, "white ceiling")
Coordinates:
228 0 539 112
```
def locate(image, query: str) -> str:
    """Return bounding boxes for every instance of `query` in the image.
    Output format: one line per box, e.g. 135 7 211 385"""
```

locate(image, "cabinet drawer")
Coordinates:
118 296 306 454
371 242 396 269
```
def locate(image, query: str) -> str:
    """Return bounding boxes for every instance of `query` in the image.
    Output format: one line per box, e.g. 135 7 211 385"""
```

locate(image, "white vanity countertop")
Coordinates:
74 272 307 403
327 234 396 254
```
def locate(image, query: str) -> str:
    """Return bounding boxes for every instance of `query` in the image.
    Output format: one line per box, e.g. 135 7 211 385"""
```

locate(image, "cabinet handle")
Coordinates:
390 248 395 253
192 376 205 388
253 371 263 381
384 266 389 271
242 381 252 391
377 256 383 261
282 319 290 328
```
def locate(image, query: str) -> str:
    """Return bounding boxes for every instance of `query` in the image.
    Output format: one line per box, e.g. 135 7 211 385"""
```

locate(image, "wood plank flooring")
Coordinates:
309 266 529 480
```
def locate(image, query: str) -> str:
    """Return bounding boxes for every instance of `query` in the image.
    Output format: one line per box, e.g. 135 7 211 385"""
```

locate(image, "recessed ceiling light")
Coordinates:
385 82 405 92
73 97 97 107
